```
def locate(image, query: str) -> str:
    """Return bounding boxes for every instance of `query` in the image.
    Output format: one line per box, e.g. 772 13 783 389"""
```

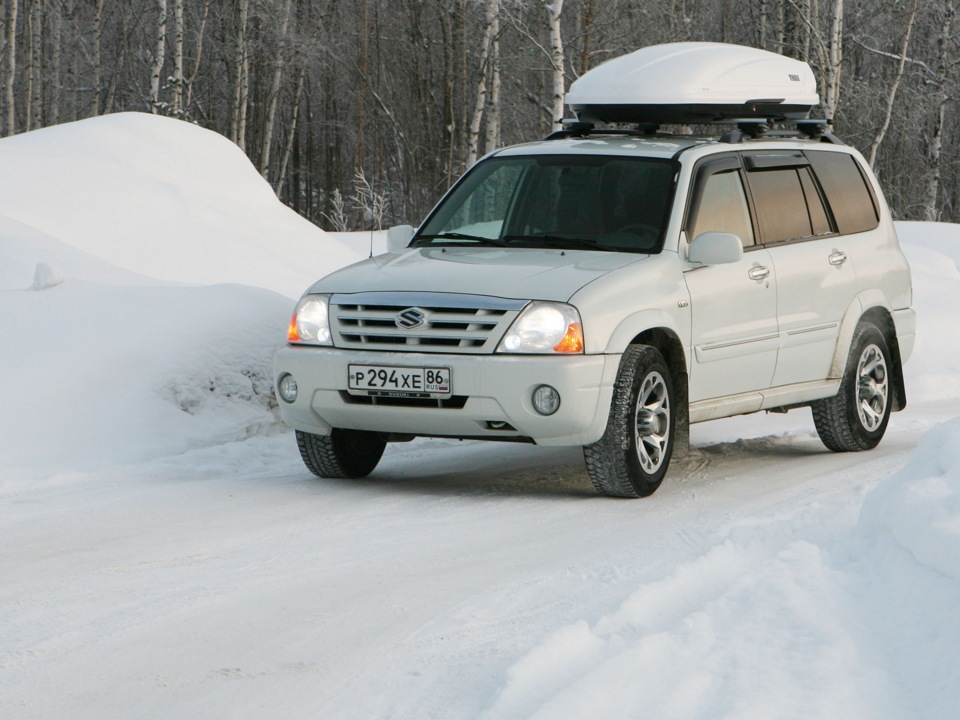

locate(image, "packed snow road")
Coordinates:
3 403 951 720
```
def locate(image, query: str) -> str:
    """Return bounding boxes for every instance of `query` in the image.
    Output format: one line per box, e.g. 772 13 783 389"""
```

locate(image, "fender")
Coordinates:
829 291 893 378
603 308 689 363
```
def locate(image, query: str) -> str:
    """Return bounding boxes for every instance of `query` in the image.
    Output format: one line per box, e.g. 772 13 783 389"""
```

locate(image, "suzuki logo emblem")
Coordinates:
396 307 427 329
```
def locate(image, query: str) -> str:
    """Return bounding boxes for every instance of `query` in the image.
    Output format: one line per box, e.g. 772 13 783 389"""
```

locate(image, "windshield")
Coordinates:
415 154 676 253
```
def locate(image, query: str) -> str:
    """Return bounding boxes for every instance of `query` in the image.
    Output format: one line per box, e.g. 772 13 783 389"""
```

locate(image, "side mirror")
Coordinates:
687 232 744 266
387 224 415 253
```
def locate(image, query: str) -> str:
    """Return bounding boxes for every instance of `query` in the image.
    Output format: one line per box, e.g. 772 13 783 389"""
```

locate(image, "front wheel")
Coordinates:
296 428 386 479
584 345 676 498
812 321 892 452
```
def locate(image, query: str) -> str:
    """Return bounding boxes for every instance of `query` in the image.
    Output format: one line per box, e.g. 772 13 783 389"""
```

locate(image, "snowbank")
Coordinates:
0 112 357 297
484 417 960 720
0 113 369 478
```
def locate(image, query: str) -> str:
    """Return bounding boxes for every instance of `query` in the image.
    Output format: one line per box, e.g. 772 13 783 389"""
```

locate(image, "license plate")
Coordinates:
348 364 452 398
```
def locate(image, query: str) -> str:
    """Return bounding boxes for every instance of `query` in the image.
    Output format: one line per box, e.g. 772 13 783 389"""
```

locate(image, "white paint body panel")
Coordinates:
276 133 914 445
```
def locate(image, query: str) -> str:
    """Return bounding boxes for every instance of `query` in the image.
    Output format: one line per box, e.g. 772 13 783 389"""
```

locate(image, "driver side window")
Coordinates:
689 170 755 247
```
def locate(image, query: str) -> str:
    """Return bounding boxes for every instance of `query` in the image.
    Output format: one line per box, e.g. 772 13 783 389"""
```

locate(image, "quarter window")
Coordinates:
806 151 879 234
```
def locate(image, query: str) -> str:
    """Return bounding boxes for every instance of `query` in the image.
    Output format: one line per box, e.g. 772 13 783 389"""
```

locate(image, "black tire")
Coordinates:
296 428 386 479
812 321 892 452
584 345 676 498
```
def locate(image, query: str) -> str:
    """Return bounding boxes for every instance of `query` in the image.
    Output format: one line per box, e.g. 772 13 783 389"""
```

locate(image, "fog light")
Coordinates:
278 373 298 403
532 385 560 416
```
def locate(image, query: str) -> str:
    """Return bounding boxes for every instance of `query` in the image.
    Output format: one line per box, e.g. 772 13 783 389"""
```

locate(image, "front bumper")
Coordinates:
274 346 618 446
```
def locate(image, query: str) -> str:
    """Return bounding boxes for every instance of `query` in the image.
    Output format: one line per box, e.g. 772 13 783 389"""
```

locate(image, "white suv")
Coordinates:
275 43 915 497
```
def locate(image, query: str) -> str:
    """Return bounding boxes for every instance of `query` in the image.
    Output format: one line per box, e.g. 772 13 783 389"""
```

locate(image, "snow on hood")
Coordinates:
308 246 648 302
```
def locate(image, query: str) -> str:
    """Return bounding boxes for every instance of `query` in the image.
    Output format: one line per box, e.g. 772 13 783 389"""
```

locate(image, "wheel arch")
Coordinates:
624 326 690 456
831 293 907 411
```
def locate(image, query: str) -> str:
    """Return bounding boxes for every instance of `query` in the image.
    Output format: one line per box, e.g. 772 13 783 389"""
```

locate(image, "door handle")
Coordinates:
748 266 770 281
829 251 848 266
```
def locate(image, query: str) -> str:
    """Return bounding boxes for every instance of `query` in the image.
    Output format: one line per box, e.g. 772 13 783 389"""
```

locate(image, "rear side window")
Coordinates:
806 151 879 234
748 168 812 243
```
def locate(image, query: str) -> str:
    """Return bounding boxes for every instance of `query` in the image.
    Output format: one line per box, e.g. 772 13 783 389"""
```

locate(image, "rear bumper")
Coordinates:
274 346 618 446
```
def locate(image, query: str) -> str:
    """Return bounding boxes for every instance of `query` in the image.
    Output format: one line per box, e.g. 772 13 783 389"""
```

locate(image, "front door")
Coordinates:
682 158 779 402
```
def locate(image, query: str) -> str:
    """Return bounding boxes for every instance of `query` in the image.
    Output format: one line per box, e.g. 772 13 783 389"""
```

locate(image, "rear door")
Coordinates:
742 151 860 387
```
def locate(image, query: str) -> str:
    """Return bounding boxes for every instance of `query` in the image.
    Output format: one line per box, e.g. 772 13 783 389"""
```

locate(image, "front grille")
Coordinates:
329 292 527 354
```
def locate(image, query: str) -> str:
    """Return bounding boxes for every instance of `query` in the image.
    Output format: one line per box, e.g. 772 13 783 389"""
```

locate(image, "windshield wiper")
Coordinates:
501 234 601 250
416 232 508 246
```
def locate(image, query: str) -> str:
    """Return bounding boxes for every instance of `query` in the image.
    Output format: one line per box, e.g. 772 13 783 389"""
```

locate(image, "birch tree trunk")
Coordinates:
275 63 306 195
547 0 565 131
27 0 43 132
924 2 956 222
260 0 293 179
172 0 184 116
184 0 212 116
92 0 103 116
759 0 767 50
4 0 16 135
49 0 61 125
867 0 918 170
150 0 167 114
484 5 501 155
823 0 843 125
230 0 250 150
465 0 498 167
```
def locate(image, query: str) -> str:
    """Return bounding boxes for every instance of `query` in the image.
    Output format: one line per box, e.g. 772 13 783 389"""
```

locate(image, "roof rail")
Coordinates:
543 119 666 141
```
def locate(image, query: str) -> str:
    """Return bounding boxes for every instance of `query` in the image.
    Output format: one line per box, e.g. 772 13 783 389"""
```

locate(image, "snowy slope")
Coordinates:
1 116 958 719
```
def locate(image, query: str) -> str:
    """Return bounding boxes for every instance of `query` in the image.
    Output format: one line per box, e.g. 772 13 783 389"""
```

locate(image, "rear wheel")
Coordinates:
296 428 386 479
812 321 892 452
584 345 675 498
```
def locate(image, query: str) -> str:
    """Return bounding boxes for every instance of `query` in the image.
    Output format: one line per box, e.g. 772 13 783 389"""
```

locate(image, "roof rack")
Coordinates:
543 117 843 145
542 120 660 141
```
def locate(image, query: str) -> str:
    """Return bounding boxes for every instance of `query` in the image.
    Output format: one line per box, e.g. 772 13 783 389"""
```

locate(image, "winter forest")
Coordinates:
1 0 957 230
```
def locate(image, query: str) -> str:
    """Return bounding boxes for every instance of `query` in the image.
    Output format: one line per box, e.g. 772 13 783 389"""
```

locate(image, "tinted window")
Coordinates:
748 168 812 243
799 167 831 235
689 169 755 246
806 151 879 234
417 155 676 253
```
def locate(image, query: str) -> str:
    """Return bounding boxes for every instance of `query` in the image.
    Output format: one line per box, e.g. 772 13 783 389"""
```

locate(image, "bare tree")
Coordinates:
547 0 565 130
27 0 43 131
171 0 184 116
230 0 250 150
484 1 502 155
92 0 104 116
259 0 293 180
823 0 843 124
183 0 211 117
923 1 958 222
3 0 16 135
149 0 167 113
867 0 919 170
466 0 500 167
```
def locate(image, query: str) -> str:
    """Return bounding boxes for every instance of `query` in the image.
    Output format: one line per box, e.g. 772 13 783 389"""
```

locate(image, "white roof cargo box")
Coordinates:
566 42 820 125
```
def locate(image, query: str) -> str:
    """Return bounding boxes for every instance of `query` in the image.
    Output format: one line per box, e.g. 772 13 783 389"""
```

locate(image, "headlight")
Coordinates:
497 302 584 354
288 294 333 345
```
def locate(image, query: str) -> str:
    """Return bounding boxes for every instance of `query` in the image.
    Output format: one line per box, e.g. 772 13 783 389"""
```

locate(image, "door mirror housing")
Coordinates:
688 232 744 266
387 225 415 253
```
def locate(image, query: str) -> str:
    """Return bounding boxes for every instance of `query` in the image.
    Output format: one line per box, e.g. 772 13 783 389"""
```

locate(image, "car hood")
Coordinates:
307 246 648 302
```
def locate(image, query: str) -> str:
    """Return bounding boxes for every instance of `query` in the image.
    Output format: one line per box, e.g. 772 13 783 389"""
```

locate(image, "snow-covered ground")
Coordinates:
1 113 958 719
